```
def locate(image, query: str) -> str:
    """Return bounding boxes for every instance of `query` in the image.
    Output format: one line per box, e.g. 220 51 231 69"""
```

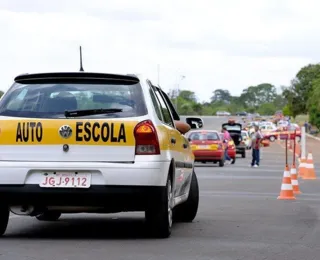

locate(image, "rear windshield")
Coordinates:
0 82 147 118
189 132 220 141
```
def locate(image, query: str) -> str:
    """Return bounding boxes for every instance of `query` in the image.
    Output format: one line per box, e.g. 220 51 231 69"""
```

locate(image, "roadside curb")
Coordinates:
306 133 320 142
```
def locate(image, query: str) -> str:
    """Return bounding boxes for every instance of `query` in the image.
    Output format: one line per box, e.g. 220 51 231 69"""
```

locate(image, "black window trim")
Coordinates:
146 80 176 129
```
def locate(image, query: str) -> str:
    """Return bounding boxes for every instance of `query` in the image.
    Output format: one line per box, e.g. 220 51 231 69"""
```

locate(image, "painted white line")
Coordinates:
198 175 281 180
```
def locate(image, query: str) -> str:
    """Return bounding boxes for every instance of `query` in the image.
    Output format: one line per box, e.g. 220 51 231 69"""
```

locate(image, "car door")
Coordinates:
147 84 185 197
153 87 193 198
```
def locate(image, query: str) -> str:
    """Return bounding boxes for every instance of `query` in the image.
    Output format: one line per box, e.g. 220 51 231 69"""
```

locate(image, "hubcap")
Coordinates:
167 180 173 228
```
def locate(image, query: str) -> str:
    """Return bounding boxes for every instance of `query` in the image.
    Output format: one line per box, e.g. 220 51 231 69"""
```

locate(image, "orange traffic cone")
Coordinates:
277 165 296 200
303 152 317 180
290 165 301 194
298 156 307 178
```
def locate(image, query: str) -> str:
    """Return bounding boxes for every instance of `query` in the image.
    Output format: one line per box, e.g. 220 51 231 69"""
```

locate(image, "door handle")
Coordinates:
171 138 176 144
183 143 188 149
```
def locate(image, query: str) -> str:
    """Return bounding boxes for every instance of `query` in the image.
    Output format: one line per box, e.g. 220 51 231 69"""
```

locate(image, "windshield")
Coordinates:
0 82 147 118
189 131 220 141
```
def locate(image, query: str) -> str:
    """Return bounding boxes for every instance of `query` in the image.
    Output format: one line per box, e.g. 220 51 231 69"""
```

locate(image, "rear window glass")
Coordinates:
189 132 220 141
0 82 147 118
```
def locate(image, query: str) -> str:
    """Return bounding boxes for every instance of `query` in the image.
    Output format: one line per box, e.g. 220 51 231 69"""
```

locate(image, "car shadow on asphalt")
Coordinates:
3 215 189 240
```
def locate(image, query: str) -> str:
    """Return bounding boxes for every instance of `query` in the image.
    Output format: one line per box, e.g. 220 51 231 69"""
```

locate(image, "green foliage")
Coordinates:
282 62 320 129
282 105 292 117
168 83 286 116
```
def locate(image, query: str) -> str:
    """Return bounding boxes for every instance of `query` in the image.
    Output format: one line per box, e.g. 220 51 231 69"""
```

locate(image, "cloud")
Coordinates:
0 0 320 102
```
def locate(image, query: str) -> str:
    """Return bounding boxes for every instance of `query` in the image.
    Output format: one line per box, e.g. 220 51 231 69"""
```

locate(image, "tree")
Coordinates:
211 89 231 103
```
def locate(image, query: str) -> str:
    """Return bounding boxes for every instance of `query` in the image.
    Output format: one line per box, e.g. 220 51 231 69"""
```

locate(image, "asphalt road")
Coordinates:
1 116 320 260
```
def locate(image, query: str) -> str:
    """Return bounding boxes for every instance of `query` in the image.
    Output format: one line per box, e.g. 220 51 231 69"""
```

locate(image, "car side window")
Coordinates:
154 88 174 127
149 87 164 121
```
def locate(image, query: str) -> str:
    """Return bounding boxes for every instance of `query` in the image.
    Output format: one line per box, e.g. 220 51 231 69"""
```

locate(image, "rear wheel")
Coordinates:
219 159 225 167
173 171 199 222
145 177 173 238
0 205 9 237
36 211 61 221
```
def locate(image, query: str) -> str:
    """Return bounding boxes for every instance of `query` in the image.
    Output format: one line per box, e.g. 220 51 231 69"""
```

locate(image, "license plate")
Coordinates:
198 145 209 149
39 172 91 188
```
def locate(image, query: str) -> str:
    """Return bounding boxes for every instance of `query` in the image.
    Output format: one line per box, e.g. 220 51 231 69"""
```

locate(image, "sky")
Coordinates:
1 0 320 102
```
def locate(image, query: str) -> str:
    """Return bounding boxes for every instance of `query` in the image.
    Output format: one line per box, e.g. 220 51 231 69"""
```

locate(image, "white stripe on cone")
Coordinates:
283 171 291 177
281 183 293 190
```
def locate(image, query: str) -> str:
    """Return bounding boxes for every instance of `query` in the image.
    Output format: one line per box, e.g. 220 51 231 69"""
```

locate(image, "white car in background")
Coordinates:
241 130 251 149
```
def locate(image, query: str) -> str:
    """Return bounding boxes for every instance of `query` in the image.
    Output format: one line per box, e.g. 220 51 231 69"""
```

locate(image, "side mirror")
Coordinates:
185 117 204 129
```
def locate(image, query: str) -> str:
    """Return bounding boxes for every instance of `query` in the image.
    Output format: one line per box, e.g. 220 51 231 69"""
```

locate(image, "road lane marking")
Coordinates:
198 175 282 180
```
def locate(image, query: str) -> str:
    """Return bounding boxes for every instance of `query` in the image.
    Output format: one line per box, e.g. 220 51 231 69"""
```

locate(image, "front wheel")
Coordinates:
173 171 199 222
145 177 173 238
36 211 61 221
0 205 9 237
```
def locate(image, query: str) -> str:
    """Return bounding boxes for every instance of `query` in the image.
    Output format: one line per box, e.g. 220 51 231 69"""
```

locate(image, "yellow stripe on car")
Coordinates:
0 119 137 146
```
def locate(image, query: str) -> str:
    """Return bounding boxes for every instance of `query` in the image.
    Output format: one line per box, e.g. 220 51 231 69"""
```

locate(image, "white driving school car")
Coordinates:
0 72 204 238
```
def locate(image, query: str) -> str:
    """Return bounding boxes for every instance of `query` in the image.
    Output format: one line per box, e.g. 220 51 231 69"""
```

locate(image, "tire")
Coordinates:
242 151 246 158
0 205 9 237
173 171 199 222
36 211 61 221
145 177 173 238
231 157 236 164
219 159 225 167
269 136 276 142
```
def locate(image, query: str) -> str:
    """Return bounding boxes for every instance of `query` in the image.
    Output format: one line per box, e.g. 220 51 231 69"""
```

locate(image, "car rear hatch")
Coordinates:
222 123 242 146
0 118 139 162
188 131 222 150
0 72 148 162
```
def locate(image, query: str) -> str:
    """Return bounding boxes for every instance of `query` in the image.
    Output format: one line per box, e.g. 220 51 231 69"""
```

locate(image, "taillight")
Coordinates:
134 120 160 155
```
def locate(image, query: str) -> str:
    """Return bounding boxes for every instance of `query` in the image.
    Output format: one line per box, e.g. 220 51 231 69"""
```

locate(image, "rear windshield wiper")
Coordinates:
64 108 123 117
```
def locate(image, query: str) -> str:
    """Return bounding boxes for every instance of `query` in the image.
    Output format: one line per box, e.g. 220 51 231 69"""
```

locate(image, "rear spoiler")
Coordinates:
14 72 140 85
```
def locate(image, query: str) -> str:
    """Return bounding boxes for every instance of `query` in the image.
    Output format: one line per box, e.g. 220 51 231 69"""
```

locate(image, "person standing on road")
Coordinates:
251 125 263 167
222 127 233 164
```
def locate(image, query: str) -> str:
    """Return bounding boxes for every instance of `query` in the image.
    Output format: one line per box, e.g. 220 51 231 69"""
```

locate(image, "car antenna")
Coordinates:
79 46 84 72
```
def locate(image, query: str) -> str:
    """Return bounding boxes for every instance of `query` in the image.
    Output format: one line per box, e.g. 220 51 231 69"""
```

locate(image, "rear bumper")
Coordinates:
193 150 224 161
0 184 162 210
227 149 236 158
0 161 171 186
236 145 246 153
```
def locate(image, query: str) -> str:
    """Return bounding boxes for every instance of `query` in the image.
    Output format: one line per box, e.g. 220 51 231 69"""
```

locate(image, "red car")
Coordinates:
264 125 301 142
219 133 236 164
187 130 225 166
